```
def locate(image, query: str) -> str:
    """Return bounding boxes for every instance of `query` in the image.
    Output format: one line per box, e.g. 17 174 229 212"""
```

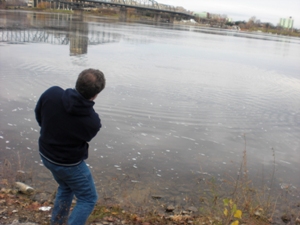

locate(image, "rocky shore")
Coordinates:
0 182 203 225
1 179 300 224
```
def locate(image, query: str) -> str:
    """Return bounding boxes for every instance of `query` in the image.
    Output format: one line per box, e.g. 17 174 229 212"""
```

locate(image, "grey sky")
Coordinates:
157 0 300 28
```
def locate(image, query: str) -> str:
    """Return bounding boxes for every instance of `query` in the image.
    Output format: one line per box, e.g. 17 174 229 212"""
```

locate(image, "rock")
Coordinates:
106 216 114 222
166 204 175 212
15 182 34 195
151 195 163 199
19 217 28 223
31 192 50 203
187 206 198 213
296 217 300 225
182 210 190 215
281 214 291 223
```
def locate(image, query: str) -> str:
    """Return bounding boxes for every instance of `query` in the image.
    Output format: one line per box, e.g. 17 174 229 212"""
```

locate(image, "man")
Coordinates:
35 68 106 225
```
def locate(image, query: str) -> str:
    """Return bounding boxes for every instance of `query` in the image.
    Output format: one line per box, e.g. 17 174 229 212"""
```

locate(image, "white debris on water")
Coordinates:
280 160 291 165
131 180 140 183
0 136 3 139
197 171 210 175
30 128 38 132
106 144 113 149
181 136 195 141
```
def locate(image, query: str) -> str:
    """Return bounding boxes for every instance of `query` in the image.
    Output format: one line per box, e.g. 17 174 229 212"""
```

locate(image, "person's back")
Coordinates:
35 69 106 225
36 86 101 165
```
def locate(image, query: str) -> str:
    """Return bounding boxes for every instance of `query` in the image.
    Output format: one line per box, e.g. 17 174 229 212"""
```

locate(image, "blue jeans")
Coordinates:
41 157 98 225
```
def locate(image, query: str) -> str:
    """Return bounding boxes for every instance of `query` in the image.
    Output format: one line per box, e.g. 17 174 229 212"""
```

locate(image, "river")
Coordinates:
0 10 299 210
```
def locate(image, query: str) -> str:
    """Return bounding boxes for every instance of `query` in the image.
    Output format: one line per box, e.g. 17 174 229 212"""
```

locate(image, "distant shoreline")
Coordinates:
2 7 300 38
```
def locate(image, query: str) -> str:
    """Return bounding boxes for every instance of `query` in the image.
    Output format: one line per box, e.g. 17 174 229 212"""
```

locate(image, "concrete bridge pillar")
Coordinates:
33 0 39 7
119 7 127 21
169 16 175 23
154 13 161 22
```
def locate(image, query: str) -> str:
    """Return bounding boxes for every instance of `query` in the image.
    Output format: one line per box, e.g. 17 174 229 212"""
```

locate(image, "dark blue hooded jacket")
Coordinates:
35 86 101 166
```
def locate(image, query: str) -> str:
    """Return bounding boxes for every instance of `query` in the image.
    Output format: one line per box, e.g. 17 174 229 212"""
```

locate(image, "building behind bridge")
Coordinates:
27 0 33 7
279 17 294 29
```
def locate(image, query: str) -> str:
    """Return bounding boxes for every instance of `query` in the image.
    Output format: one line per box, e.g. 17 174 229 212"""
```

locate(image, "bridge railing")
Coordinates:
74 0 193 15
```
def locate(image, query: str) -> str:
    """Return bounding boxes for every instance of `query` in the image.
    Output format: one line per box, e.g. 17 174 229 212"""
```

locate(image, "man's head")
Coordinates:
76 69 106 100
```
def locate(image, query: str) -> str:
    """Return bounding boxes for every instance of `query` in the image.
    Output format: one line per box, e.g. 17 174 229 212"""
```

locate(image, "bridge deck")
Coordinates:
54 0 194 18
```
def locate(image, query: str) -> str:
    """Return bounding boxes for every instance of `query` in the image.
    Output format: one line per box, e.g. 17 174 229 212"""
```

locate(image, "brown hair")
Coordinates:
75 69 106 99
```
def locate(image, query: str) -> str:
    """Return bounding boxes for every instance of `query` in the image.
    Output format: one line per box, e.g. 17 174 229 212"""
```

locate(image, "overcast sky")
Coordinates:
157 0 300 28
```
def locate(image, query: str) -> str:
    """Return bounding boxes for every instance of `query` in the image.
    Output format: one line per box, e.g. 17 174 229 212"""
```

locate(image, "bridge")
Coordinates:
34 0 195 22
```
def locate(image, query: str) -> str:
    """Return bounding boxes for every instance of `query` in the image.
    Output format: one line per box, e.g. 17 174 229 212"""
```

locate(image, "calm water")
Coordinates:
0 10 299 207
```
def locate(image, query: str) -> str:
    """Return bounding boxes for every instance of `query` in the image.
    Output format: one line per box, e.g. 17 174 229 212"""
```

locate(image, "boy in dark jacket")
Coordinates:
35 68 105 225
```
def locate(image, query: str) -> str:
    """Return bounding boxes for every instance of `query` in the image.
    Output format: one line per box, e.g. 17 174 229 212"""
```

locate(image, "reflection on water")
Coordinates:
69 20 88 55
0 11 121 55
0 10 300 211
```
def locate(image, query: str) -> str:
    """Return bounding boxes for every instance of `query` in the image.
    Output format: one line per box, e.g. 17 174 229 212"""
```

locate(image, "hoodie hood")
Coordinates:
62 88 95 116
